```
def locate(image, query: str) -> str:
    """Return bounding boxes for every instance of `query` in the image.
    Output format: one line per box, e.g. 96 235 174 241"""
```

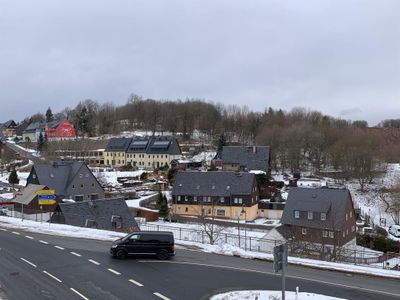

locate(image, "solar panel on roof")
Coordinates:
130 140 149 149
150 141 170 149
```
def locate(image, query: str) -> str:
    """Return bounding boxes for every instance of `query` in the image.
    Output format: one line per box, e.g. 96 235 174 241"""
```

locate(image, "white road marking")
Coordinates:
70 251 81 257
107 268 120 275
153 292 171 300
0 228 7 231
43 270 62 283
20 257 37 268
11 231 20 235
88 259 100 265
128 279 143 287
39 240 49 245
54 245 65 250
25 235 34 239
140 260 400 298
70 288 90 300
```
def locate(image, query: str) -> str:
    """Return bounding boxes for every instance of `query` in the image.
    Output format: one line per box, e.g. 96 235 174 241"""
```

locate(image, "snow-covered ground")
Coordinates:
211 290 346 300
93 170 146 186
346 163 400 230
0 216 399 279
0 171 29 187
191 151 216 164
13 143 40 157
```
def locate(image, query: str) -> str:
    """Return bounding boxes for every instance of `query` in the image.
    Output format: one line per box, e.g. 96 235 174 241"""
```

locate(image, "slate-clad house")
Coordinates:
265 187 356 248
104 137 182 169
22 121 45 143
52 198 139 232
172 171 260 221
26 161 104 201
217 146 271 173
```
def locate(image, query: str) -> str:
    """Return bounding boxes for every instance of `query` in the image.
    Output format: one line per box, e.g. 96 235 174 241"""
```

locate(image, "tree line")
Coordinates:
22 95 400 178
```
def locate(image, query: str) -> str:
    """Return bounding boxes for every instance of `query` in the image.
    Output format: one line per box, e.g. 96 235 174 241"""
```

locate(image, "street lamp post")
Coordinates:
241 206 247 251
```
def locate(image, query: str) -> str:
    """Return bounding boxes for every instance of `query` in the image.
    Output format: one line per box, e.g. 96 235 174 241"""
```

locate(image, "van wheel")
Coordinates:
157 250 169 260
116 250 127 259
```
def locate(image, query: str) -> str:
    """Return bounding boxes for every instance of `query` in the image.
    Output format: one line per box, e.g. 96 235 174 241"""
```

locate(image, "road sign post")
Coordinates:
273 243 288 300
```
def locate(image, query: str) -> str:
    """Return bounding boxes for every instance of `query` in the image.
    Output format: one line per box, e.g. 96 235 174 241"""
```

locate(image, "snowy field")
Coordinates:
0 216 399 279
211 290 346 300
0 171 29 187
93 170 146 186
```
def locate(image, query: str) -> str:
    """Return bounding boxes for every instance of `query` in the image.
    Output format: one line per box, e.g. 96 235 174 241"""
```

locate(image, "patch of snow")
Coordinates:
94 170 146 186
210 290 346 300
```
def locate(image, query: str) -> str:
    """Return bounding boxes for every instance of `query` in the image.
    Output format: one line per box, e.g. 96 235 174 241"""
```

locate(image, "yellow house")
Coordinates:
104 137 182 169
103 138 131 167
172 171 260 221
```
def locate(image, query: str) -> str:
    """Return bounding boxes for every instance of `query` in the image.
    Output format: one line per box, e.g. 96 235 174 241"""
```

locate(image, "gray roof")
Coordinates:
24 121 45 133
2 120 16 128
106 137 182 155
281 187 351 230
30 162 88 196
59 198 139 231
105 138 133 152
221 146 270 172
172 171 255 197
46 119 64 129
14 184 46 205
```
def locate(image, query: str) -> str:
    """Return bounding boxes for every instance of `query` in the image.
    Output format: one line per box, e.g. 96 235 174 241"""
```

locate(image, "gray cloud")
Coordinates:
0 0 399 126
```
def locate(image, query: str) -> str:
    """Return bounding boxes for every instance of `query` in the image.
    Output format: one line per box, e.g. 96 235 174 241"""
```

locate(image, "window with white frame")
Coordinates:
238 198 242 204
329 231 334 238
350 211 353 218
321 212 326 221
342 231 345 238
352 226 355 232
294 210 300 219
345 213 348 221
177 196 181 201
194 196 197 202
322 230 328 237
308 211 313 220
302 228 307 235
220 197 224 203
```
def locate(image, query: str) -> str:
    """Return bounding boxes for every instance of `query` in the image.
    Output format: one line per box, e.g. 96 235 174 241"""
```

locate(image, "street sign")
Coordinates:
273 243 288 300
36 190 55 196
38 194 56 200
38 199 56 205
273 243 288 273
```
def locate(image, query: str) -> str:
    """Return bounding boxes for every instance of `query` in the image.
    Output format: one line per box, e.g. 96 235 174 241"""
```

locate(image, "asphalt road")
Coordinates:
0 227 399 300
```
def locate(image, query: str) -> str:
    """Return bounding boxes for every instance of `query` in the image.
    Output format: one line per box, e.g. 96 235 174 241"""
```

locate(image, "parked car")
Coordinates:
110 231 175 260
389 225 400 238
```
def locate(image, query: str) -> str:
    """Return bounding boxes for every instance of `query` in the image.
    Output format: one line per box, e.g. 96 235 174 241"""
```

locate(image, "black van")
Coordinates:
110 231 175 260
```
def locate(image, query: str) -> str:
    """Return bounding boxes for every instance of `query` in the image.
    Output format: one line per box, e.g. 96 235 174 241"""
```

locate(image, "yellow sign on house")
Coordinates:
36 190 55 196
38 199 57 205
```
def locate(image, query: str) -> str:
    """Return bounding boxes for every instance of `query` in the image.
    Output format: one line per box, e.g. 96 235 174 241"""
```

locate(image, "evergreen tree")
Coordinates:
156 191 163 208
215 133 226 159
8 169 19 191
45 107 54 122
37 132 44 152
158 195 170 219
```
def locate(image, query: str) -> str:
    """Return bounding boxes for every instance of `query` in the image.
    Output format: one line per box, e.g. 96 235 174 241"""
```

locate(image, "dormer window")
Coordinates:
196 185 200 190
294 210 300 219
211 185 215 190
321 212 326 221
226 186 230 190
308 211 313 220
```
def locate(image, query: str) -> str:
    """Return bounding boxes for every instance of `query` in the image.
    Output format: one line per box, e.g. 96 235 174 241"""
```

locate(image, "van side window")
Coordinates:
129 234 140 243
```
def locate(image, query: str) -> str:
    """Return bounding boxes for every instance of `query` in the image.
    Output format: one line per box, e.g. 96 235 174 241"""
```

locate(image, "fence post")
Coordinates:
250 237 252 251
202 231 204 244
179 227 182 240
225 233 227 243
157 225 159 232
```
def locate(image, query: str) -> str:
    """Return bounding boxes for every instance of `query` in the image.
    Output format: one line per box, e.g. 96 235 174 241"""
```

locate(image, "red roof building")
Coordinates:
45 119 76 141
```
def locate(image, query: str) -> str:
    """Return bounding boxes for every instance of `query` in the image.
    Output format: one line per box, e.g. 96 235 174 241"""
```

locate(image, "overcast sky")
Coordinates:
0 0 399 126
